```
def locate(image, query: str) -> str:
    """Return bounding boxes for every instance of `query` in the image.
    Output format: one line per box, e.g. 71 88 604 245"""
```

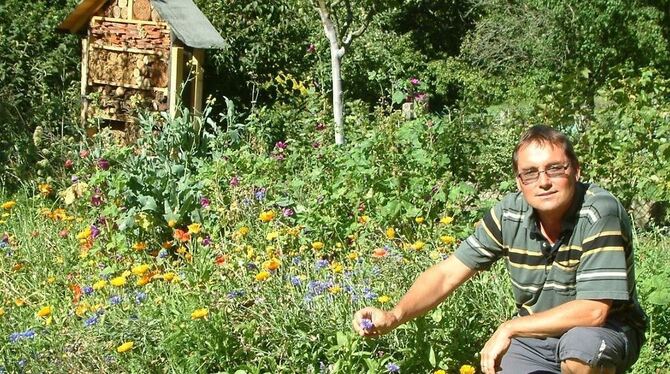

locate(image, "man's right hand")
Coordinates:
352 307 401 337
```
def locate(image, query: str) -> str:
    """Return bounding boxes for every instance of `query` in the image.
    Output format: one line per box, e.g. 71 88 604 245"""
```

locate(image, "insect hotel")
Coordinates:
57 0 226 132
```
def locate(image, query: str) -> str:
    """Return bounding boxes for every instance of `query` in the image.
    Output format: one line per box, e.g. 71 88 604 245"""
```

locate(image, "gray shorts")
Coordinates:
498 322 644 373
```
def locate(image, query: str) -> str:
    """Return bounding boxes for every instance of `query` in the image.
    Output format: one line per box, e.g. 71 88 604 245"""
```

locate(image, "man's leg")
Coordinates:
498 337 561 373
557 323 643 374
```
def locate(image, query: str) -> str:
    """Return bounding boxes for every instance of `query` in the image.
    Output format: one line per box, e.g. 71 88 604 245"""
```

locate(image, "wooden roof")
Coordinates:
57 0 226 49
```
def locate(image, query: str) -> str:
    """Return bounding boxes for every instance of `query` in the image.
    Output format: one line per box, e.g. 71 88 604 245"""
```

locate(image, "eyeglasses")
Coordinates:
517 163 570 185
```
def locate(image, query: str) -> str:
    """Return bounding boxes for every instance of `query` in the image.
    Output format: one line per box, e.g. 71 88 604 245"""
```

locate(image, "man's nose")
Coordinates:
537 171 552 188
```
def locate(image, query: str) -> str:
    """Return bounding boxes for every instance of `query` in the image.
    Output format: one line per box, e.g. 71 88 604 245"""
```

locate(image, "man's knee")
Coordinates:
561 358 615 374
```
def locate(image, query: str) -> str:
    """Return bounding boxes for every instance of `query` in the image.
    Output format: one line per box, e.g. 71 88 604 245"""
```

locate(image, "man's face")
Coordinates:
515 141 580 221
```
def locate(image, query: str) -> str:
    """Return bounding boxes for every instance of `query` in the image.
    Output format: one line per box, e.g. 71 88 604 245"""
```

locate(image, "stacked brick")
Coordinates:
85 0 170 123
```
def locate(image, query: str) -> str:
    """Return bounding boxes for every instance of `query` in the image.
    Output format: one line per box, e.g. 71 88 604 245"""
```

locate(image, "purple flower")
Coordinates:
230 176 240 187
275 141 287 149
90 225 100 239
254 188 266 201
282 208 294 217
201 235 212 246
315 259 329 269
409 77 420 86
91 194 102 207
109 295 121 305
386 362 400 373
97 158 110 170
306 43 316 53
290 275 301 286
359 318 375 331
9 333 21 343
292 256 301 265
158 249 169 258
83 286 94 296
413 92 427 101
71 175 79 183
199 196 210 208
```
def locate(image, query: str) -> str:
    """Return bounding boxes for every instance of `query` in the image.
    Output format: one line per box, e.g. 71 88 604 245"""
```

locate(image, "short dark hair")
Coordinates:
512 125 579 173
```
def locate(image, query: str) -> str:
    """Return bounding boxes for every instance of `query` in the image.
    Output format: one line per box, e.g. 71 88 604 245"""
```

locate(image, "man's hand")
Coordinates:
352 307 400 337
479 323 512 374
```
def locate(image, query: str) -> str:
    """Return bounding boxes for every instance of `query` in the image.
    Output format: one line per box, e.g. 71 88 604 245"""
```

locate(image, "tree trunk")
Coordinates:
330 43 345 145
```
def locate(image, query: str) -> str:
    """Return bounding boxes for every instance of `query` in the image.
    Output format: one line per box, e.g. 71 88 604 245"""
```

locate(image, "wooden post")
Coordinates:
127 0 134 20
190 49 204 116
168 46 184 119
80 37 89 127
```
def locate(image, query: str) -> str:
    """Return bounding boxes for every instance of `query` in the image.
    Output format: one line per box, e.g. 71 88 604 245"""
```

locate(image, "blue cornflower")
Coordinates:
134 291 147 304
9 333 21 343
158 249 169 258
292 256 301 265
359 318 374 331
21 330 36 340
363 287 377 300
386 362 400 373
109 295 121 305
246 262 258 271
290 275 301 286
82 286 94 296
254 188 266 201
315 259 329 270
227 290 244 299
84 315 98 327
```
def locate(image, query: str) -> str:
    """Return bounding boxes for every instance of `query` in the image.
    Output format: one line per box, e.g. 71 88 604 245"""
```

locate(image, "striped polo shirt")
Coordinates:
454 182 646 333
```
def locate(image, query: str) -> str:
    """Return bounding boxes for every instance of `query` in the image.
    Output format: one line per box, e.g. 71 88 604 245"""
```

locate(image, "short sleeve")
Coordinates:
454 202 505 270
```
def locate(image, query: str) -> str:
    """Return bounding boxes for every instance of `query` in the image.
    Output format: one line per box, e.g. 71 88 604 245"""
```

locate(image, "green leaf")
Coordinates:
336 331 348 347
138 195 158 211
429 345 436 367
392 90 406 105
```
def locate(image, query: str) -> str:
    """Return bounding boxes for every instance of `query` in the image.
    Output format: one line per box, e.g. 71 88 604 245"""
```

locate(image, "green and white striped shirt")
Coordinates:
454 182 646 332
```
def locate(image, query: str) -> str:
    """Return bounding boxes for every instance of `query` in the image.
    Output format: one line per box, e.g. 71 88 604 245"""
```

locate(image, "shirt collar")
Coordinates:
523 182 587 237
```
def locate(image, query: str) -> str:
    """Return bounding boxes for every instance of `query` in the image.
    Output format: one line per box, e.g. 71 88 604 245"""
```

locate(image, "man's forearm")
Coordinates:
501 299 612 339
391 256 476 325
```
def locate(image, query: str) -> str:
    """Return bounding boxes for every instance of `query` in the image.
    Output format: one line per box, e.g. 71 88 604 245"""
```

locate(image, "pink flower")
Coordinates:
316 123 326 131
230 176 239 187
64 159 74 169
200 196 210 208
275 141 287 150
306 43 316 53
97 159 110 170
79 149 90 158
410 77 420 86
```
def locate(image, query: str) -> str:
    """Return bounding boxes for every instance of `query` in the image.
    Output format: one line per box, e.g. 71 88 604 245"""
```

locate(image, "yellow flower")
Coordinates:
136 275 152 287
75 303 89 317
121 270 131 277
434 370 447 374
266 230 280 241
14 298 26 307
93 280 107 290
131 264 150 276
328 285 342 294
37 305 52 318
262 258 281 271
440 216 454 225
238 226 250 237
0 307 5 317
1 201 16 210
378 295 391 304
440 235 456 245
358 215 369 224
191 308 209 320
259 210 276 222
38 183 53 196
460 365 476 374
385 227 396 239
47 276 56 284
311 241 324 251
287 226 301 237
187 223 202 234
255 271 271 281
347 251 359 261
162 272 176 282
330 262 344 273
76 227 91 240
167 219 177 228
116 341 134 353
110 276 127 287
132 242 147 251
410 240 425 251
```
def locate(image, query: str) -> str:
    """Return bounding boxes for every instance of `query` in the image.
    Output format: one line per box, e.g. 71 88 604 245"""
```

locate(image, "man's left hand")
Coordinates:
479 323 513 374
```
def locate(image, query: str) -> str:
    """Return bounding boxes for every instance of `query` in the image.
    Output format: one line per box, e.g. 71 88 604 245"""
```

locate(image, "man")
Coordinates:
353 125 646 374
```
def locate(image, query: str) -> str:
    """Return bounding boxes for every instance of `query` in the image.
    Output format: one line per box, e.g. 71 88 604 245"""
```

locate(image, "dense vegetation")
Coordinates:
0 0 669 372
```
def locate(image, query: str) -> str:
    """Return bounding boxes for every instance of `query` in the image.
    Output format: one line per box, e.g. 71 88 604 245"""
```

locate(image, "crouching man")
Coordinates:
353 125 646 374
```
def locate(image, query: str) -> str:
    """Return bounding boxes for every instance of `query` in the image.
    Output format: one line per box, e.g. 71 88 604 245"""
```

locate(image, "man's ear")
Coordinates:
515 175 522 190
575 166 581 181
